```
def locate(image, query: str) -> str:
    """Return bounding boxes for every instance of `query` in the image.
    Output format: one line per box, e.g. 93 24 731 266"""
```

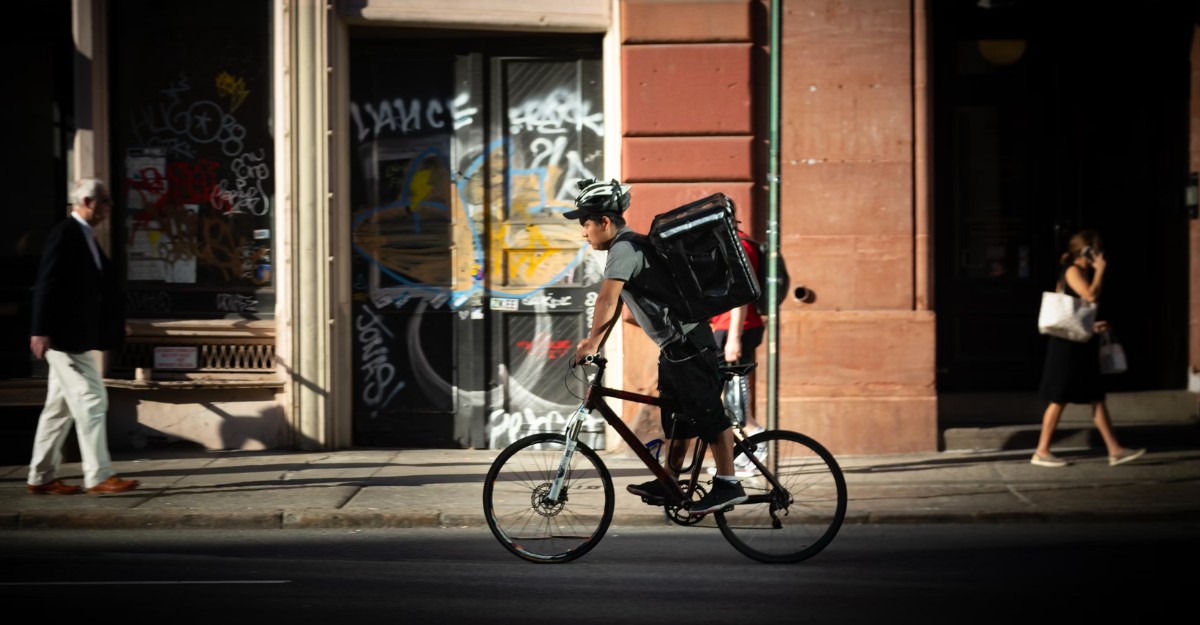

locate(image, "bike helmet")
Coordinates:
563 178 631 220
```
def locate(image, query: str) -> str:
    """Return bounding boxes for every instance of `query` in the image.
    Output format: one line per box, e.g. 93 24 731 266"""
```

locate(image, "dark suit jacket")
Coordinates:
30 215 126 353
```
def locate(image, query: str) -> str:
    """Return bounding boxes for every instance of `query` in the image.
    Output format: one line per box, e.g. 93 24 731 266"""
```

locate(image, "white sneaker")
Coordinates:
707 463 760 479
1109 448 1146 466
1030 452 1070 468
705 433 769 478
735 440 768 471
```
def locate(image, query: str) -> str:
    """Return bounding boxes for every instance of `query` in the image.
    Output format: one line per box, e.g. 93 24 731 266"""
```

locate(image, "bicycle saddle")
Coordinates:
718 362 757 378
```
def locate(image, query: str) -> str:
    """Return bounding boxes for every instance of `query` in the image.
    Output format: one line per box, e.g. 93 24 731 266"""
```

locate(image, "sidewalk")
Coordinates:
2 444 1199 530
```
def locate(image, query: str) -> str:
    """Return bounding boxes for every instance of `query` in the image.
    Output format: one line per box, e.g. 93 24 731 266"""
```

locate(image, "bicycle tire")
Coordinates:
715 430 847 563
483 433 615 563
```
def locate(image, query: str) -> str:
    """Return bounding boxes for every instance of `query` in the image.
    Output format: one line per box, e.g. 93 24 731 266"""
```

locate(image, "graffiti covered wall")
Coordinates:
348 44 608 448
111 0 275 318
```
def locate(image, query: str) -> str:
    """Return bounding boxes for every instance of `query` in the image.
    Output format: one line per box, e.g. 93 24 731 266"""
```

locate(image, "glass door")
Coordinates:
348 37 605 448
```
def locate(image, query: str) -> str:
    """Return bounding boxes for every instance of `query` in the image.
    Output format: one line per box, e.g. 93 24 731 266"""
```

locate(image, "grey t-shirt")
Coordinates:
603 226 698 347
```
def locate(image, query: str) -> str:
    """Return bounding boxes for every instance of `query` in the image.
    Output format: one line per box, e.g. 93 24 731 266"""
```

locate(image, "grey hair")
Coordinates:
71 178 106 206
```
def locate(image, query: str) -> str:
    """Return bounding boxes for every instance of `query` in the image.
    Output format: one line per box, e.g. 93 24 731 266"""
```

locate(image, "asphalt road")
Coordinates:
1 523 1194 624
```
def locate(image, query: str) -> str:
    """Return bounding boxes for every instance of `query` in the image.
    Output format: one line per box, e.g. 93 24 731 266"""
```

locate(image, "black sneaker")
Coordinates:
688 478 747 516
626 479 668 504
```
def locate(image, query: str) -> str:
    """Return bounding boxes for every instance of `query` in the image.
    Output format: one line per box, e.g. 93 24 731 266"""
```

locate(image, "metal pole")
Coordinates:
765 0 782 432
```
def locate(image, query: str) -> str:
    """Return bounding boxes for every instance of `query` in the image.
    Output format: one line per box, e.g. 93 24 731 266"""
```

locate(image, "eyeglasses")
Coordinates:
94 196 112 205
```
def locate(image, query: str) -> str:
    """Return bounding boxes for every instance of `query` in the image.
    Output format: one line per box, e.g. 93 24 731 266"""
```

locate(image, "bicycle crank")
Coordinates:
664 484 707 526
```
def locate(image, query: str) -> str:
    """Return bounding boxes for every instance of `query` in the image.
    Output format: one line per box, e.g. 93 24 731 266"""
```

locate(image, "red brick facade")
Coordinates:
618 0 937 455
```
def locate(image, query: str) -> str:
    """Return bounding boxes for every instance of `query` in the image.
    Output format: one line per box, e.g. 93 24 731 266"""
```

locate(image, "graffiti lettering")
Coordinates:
127 290 172 313
487 407 605 449
215 293 257 312
508 88 603 137
124 73 272 247
212 149 271 216
452 91 479 131
215 71 250 113
584 290 598 332
128 74 249 158
514 339 573 360
350 93 479 142
520 294 573 310
350 98 461 142
356 306 405 409
195 217 250 281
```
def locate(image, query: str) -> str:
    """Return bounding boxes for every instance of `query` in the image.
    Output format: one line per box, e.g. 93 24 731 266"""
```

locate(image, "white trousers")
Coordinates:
27 349 114 489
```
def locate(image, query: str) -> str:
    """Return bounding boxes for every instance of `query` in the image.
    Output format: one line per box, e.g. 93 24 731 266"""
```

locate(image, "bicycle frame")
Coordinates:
548 355 787 511
485 339 847 564
548 355 689 507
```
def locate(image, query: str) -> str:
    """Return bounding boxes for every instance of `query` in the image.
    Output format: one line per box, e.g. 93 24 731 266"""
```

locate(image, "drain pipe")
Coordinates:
765 0 782 431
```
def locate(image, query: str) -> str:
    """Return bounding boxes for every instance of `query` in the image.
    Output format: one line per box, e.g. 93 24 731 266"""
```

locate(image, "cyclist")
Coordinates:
567 178 747 515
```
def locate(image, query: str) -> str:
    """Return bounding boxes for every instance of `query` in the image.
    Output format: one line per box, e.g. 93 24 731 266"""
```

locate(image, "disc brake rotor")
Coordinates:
531 483 566 517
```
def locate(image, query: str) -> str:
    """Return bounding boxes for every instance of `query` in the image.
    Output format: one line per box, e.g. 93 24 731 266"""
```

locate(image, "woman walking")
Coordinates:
1032 230 1145 468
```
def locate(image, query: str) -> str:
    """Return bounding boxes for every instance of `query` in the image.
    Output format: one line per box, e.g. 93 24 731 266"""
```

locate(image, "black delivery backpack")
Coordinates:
648 193 762 323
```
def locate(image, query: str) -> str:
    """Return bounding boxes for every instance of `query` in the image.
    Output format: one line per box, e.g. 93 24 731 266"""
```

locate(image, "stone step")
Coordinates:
940 420 1200 452
938 390 1200 452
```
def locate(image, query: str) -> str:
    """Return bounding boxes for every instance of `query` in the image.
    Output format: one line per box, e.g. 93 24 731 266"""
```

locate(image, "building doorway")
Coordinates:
346 33 607 448
931 1 1193 402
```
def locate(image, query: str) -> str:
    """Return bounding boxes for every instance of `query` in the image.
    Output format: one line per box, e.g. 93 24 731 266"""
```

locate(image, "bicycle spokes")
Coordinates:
715 430 847 563
483 433 615 564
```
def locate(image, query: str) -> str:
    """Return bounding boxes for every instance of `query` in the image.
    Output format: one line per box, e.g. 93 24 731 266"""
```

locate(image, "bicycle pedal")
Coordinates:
641 496 666 506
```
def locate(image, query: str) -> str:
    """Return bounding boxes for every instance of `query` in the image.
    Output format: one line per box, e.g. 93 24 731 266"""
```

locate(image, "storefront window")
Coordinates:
109 0 273 319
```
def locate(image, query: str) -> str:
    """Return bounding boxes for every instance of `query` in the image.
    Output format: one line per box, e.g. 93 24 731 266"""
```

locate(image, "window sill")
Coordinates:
105 377 285 390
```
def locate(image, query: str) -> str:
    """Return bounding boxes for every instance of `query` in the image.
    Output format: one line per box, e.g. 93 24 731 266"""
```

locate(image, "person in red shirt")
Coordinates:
710 229 766 475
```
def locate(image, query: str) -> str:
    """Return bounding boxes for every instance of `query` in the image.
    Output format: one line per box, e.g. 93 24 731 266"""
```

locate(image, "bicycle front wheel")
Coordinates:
716 430 847 563
483 433 615 563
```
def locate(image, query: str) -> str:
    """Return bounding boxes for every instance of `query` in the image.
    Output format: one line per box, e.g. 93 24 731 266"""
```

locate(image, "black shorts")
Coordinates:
657 324 728 443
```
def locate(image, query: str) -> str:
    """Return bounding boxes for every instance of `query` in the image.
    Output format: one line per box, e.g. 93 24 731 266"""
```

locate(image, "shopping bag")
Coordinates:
1037 291 1097 342
722 371 750 427
1099 332 1128 374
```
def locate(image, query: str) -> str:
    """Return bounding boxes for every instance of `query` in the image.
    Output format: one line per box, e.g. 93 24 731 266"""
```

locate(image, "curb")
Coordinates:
5 507 1200 531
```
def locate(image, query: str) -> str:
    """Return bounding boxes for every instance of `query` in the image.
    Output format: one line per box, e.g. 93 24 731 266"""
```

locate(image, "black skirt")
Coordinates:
1038 334 1105 404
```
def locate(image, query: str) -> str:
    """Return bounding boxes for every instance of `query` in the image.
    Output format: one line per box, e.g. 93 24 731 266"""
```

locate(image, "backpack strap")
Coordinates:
594 297 624 352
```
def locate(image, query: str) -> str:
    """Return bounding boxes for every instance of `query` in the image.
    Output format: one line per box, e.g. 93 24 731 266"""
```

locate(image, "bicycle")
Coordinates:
482 353 847 564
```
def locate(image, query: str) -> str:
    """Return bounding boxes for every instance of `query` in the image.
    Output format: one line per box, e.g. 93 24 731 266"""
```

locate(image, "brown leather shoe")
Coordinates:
86 476 139 495
28 479 82 495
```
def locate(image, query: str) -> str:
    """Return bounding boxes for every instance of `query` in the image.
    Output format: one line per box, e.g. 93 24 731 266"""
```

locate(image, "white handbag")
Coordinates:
1037 289 1097 342
1099 331 1128 374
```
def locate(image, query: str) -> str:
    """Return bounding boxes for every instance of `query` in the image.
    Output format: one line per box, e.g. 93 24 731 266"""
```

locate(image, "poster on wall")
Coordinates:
125 203 199 284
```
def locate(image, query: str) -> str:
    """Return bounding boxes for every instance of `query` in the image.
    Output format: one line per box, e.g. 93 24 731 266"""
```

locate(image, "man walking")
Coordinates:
27 178 138 495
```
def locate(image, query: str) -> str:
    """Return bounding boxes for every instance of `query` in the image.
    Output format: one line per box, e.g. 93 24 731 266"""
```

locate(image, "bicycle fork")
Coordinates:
544 402 590 504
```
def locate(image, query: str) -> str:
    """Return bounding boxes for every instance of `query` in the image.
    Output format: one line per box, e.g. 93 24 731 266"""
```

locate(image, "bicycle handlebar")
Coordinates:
571 353 606 369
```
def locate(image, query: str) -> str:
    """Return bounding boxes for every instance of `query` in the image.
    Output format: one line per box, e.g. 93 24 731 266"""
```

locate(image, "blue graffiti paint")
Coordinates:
351 137 588 310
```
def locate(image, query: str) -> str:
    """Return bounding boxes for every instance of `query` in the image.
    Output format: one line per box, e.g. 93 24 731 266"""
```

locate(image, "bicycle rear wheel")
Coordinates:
483 433 614 563
716 430 847 563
